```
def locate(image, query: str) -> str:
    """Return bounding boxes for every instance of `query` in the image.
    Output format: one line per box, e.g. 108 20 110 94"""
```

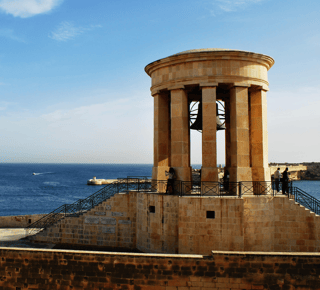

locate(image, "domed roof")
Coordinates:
171 48 247 56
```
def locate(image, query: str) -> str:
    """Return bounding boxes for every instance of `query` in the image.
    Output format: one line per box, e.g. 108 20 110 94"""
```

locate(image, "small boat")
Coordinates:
32 173 36 175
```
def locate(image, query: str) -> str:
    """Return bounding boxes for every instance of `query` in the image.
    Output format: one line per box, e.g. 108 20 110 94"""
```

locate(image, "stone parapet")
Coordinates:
0 214 46 228
0 247 319 289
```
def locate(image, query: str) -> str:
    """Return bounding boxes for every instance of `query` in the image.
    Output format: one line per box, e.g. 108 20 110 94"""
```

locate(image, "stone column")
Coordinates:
225 95 231 170
152 91 170 181
250 88 270 181
229 84 252 183
201 85 218 181
170 88 191 182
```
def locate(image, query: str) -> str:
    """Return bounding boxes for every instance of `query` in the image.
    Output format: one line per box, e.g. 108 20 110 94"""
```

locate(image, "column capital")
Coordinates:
199 82 219 88
167 85 185 91
232 82 251 88
151 90 161 96
249 85 269 92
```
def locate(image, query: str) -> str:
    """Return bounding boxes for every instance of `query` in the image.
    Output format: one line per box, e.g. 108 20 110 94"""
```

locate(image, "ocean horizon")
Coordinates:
0 163 319 217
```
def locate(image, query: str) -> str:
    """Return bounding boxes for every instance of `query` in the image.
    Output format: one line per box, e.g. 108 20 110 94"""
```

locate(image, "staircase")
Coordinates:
26 180 136 237
26 178 320 238
290 186 320 215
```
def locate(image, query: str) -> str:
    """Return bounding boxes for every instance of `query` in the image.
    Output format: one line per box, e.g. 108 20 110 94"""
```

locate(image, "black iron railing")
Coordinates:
290 187 320 215
27 180 123 236
26 177 319 238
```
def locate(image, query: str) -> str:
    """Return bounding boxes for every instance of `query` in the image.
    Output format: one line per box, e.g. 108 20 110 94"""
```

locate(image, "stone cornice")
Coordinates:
145 50 275 76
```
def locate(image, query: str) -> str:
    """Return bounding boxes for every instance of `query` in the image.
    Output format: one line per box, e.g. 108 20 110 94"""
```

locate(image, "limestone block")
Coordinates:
112 212 125 217
94 212 106 216
100 218 116 225
102 227 116 234
84 216 100 224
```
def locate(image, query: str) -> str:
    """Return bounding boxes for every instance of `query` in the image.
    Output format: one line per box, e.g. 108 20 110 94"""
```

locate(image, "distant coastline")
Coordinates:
269 162 320 180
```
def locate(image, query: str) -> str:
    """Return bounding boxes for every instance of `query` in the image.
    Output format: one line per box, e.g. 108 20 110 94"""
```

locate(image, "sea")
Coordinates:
0 163 319 217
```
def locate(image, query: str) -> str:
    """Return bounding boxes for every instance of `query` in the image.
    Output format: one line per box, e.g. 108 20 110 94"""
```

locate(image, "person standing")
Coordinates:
165 167 175 194
282 167 289 195
223 169 230 191
274 167 281 192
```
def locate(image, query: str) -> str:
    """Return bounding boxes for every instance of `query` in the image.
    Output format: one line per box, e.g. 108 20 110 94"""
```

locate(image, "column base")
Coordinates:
201 167 219 182
252 167 271 182
152 166 170 181
174 166 192 182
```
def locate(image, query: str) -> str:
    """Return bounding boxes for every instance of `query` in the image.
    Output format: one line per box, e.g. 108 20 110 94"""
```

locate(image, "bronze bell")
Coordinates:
190 102 226 131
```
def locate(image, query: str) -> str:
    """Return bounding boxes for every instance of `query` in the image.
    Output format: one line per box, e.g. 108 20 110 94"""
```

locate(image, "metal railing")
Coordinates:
26 177 319 238
27 180 123 236
290 187 320 215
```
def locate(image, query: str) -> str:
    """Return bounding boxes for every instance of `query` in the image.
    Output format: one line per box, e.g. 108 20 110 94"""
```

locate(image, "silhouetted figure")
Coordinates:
223 169 230 191
165 167 175 195
282 167 289 195
274 167 281 192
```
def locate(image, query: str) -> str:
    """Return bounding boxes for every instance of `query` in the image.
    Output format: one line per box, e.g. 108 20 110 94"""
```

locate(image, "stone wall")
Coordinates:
29 192 320 255
29 192 137 250
1 247 320 290
177 197 244 254
0 214 46 228
136 193 179 253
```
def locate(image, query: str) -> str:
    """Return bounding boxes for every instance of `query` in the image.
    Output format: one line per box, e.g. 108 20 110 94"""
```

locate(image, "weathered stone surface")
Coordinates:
102 227 116 234
100 218 116 225
1 247 319 290
119 220 131 225
94 212 106 216
112 212 124 217
84 216 99 224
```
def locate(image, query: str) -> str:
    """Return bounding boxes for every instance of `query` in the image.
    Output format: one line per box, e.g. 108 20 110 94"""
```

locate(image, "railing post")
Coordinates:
238 182 242 198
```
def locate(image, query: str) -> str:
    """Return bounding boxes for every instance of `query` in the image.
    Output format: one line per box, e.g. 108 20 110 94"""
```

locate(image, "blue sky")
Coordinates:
0 0 319 164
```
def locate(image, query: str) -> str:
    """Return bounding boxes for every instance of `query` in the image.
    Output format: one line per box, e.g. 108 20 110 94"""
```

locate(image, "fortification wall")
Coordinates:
269 162 320 180
0 214 46 228
29 192 320 255
1 247 320 290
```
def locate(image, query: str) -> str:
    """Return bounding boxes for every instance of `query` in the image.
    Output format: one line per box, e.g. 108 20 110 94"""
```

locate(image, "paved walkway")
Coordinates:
0 228 55 249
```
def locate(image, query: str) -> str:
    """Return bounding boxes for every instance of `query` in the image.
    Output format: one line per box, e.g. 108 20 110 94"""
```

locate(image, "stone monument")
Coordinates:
145 49 274 183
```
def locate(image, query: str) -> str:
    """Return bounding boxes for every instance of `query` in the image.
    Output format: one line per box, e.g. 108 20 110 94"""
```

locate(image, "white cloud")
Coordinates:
215 0 264 12
49 21 102 42
0 0 62 18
